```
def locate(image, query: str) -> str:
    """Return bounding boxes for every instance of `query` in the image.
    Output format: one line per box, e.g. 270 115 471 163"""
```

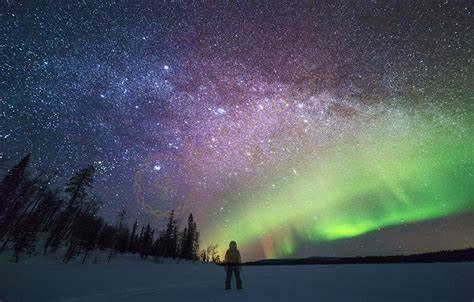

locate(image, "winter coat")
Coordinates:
225 248 241 265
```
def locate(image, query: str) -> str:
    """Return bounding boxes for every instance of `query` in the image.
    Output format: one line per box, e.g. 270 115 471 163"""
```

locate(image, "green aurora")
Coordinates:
204 107 474 258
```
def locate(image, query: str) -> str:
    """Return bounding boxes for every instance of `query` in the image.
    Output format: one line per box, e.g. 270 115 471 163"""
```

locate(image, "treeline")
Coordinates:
0 154 202 263
245 248 474 266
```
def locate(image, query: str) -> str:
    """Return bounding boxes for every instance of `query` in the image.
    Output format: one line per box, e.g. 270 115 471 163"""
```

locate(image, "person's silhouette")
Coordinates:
224 240 242 290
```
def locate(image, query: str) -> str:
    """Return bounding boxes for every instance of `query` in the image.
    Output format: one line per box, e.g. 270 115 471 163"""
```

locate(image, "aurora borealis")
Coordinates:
203 105 474 258
2 1 473 260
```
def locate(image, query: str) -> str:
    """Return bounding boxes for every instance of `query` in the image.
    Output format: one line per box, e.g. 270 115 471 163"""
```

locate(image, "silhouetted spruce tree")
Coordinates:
138 224 145 250
63 198 100 264
79 214 103 264
149 228 155 257
179 226 188 259
61 165 95 238
0 154 30 218
108 208 127 262
128 219 138 253
139 223 153 259
180 214 199 260
2 171 58 252
44 165 95 254
190 214 198 259
117 226 130 253
10 209 39 262
0 172 42 243
96 224 115 250
153 231 166 259
193 228 199 261
7 182 61 261
39 189 63 233
164 210 178 258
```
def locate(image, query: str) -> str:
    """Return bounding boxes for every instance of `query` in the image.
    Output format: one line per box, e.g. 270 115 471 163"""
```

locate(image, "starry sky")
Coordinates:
1 1 473 260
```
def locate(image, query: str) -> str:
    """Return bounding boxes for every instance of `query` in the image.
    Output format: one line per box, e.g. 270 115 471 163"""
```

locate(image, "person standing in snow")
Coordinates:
224 240 242 290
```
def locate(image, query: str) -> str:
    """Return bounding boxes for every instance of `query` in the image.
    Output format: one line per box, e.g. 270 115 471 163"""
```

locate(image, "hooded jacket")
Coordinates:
225 241 241 265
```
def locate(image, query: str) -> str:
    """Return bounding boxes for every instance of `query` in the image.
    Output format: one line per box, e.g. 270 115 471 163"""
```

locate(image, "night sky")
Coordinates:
1 1 473 260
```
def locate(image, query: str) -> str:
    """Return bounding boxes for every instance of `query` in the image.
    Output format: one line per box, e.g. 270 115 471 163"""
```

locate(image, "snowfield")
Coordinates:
1 254 473 302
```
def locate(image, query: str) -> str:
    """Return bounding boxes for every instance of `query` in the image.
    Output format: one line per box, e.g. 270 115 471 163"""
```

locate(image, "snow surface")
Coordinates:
1 254 473 302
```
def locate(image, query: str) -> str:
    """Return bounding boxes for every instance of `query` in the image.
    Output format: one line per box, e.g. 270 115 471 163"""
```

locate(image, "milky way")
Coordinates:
1 1 473 259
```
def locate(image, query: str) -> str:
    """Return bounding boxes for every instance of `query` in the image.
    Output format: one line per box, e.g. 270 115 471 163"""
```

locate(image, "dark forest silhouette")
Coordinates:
0 154 208 263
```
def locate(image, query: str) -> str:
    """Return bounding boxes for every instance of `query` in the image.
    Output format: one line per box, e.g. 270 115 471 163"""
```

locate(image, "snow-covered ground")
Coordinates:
1 254 473 302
